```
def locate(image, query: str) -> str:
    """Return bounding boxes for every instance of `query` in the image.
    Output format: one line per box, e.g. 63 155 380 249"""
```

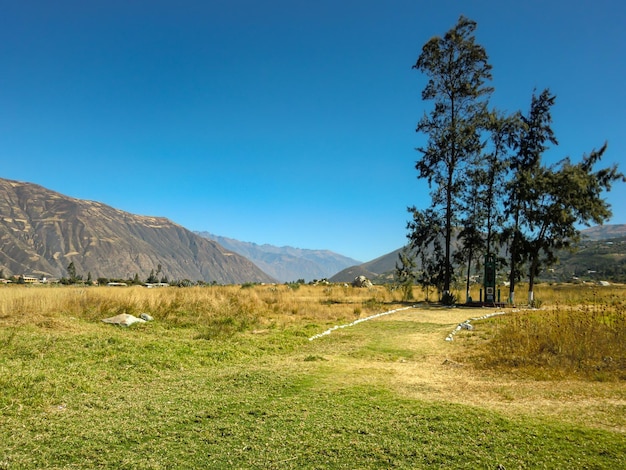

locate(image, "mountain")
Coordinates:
196 232 361 283
329 248 402 283
542 236 626 283
330 224 626 284
580 224 626 241
0 178 275 284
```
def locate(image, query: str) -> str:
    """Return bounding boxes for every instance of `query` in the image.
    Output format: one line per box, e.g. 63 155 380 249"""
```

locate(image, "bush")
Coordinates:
441 292 457 306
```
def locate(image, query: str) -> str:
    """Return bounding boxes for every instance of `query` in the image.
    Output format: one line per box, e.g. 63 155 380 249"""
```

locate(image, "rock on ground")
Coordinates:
102 313 146 327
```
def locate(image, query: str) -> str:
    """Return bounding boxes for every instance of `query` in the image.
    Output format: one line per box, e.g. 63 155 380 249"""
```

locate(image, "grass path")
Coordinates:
306 306 626 433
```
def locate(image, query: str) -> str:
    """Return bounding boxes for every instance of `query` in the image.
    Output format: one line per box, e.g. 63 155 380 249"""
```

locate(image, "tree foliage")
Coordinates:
405 207 447 301
520 143 623 303
394 248 417 301
146 269 159 284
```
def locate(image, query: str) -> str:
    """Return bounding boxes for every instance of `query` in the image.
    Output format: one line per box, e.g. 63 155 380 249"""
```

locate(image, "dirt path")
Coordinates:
310 305 626 434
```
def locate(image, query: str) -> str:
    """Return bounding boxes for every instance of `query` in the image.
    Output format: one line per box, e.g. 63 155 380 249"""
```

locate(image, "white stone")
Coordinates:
102 313 146 327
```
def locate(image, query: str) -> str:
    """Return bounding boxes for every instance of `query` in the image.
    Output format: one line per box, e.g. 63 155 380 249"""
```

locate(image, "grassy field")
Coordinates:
0 283 624 468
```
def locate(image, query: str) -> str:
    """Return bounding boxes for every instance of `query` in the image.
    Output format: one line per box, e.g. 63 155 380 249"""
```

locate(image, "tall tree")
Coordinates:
504 89 557 304
412 16 493 300
67 261 77 281
457 110 519 302
66 261 82 284
455 109 518 303
505 90 624 304
454 195 485 303
482 110 520 256
522 144 624 304
146 269 158 284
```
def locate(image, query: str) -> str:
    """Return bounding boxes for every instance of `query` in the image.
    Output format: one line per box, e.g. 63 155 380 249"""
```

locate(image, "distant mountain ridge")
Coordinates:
329 248 402 283
196 232 361 283
0 178 274 283
329 224 626 283
580 224 626 241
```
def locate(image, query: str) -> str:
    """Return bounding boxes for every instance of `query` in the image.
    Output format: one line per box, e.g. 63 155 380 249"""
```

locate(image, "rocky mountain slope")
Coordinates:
197 232 361 283
0 178 274 283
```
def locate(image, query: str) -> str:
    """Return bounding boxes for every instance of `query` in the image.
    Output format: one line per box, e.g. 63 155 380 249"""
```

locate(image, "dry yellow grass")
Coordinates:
0 283 407 329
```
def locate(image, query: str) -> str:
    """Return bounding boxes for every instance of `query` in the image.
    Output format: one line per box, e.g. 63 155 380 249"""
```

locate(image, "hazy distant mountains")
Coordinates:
0 178 274 283
196 232 361 283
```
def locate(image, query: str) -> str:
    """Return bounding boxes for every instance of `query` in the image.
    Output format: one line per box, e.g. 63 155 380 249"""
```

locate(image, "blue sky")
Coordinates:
2 0 625 262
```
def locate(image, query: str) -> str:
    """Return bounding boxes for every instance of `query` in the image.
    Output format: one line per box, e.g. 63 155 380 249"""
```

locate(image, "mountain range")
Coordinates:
580 224 626 241
196 232 361 283
0 178 274 283
331 224 626 283
2 177 625 285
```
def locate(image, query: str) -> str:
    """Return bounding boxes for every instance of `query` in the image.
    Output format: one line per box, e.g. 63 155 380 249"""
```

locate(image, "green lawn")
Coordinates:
1 313 624 469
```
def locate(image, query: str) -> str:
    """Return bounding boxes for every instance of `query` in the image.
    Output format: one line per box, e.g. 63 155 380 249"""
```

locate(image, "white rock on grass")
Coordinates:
101 313 146 327
446 310 512 341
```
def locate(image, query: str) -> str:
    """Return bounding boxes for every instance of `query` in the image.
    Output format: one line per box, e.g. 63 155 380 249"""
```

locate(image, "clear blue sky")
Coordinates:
2 0 625 262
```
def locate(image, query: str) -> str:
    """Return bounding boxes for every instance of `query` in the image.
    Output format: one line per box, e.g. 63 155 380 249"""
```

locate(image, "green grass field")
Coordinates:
1 284 624 468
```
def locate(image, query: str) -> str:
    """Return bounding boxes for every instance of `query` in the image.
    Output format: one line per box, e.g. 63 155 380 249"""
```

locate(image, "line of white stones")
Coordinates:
445 310 518 341
308 305 418 341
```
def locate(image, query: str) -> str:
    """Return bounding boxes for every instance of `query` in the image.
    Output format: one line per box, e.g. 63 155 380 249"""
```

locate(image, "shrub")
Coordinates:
441 292 457 306
480 302 626 379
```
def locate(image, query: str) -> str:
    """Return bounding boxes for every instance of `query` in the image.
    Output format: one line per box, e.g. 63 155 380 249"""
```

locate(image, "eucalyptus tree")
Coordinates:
522 144 624 304
505 90 624 304
411 16 493 300
504 89 557 304
455 110 519 302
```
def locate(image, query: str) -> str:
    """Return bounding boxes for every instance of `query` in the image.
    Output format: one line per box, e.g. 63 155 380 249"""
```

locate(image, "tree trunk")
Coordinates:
528 255 538 306
465 250 473 303
508 209 520 305
444 168 453 295
508 239 517 304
